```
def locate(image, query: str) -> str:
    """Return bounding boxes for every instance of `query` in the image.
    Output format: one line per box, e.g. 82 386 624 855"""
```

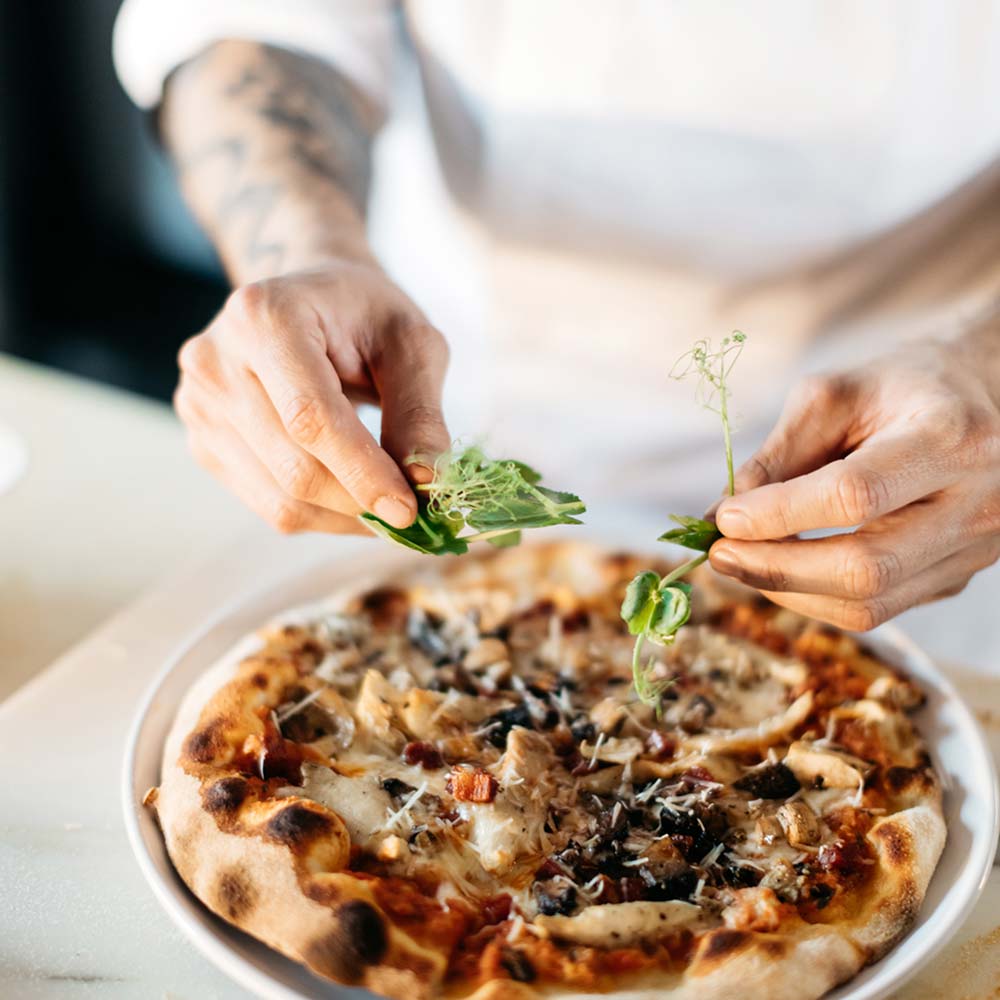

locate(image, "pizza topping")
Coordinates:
733 762 801 799
757 857 801 901
776 801 822 848
817 836 869 877
447 768 499 803
783 741 866 789
533 879 578 916
534 900 703 946
754 814 784 846
403 741 445 770
463 637 509 672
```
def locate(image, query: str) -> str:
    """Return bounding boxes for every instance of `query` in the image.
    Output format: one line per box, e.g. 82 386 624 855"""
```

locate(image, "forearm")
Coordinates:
955 296 1000 405
161 40 381 284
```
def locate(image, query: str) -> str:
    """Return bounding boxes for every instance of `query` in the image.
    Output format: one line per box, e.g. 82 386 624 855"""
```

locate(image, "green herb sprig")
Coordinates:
621 333 747 711
361 444 586 556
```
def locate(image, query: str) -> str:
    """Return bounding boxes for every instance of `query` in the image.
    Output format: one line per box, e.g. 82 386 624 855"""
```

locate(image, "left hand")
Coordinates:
708 323 1000 630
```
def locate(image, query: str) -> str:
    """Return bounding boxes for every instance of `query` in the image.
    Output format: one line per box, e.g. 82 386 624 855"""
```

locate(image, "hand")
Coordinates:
174 261 450 534
708 327 1000 630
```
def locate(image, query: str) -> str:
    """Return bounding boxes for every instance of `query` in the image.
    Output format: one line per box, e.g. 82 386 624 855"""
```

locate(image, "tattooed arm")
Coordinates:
163 41 450 535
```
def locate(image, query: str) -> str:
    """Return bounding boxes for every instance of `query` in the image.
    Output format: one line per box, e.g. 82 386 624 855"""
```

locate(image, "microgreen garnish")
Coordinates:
622 333 747 711
361 444 586 556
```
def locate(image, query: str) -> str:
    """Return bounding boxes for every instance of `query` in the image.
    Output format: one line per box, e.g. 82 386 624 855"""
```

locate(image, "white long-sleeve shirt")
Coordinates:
114 0 1000 509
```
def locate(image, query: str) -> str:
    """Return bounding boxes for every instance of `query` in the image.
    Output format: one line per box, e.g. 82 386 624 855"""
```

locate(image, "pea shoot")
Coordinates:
621 333 747 711
362 444 586 555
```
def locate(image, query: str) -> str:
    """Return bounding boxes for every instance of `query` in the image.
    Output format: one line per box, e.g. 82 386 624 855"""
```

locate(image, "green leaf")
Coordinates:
486 530 522 548
647 581 692 643
657 514 722 552
465 487 585 532
620 571 661 636
503 460 542 485
360 509 469 556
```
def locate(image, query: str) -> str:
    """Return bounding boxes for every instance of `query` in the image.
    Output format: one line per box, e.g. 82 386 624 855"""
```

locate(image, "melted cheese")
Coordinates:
535 901 704 946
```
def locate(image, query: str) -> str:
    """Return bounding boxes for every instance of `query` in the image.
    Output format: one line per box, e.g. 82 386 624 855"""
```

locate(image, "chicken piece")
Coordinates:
643 837 691 881
590 696 627 735
498 728 556 785
398 687 496 741
776 801 821 847
783 741 866 789
353 669 404 750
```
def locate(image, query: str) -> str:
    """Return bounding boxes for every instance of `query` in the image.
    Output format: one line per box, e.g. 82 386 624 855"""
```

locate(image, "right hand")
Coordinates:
174 261 451 534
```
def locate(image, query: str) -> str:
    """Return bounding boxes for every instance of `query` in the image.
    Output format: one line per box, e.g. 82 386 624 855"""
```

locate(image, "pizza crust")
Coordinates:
157 648 445 997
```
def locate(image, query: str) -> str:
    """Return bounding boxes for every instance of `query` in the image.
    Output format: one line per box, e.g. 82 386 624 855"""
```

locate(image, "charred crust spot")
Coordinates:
303 901 387 982
874 822 910 867
265 802 333 846
184 722 224 763
341 901 388 961
203 776 249 815
884 765 930 793
250 672 269 688
216 869 257 920
700 929 750 962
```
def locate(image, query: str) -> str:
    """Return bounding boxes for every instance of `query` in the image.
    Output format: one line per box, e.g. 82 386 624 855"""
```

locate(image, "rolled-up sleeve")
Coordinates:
112 0 397 110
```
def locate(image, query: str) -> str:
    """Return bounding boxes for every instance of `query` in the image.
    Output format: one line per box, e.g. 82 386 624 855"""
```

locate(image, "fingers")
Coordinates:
708 491 971 599
177 387 371 536
228 372 362 515
370 323 451 484
715 431 962 541
222 284 419 527
756 534 1000 631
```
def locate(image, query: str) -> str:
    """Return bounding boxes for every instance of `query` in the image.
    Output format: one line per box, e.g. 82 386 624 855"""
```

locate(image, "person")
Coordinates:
113 1 1000 632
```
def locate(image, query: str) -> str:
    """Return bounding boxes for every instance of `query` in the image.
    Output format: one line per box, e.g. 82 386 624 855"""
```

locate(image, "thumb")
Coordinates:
373 324 452 486
714 374 854 524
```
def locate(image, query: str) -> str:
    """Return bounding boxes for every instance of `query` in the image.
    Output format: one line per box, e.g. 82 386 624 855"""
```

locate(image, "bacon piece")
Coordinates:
446 767 498 803
403 741 444 769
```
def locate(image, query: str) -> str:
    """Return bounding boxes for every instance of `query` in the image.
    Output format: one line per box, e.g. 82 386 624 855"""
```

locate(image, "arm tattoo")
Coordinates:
172 43 377 276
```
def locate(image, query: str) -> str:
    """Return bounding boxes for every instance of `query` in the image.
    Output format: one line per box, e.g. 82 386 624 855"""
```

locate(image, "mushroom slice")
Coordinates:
534 900 703 946
783 741 867 789
776 800 822 847
755 813 784 846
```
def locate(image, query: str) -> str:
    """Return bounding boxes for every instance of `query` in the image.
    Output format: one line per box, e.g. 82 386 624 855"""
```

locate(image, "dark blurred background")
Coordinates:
0 0 227 400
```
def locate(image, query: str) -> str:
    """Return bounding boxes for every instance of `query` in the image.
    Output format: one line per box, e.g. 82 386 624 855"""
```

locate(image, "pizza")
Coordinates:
149 541 945 999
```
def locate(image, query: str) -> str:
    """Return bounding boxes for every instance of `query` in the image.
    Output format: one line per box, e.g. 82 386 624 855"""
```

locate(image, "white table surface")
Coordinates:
1 354 999 999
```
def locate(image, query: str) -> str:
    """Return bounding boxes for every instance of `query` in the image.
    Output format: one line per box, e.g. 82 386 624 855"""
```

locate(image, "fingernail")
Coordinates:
716 506 751 537
408 462 435 485
710 544 742 578
373 495 415 528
